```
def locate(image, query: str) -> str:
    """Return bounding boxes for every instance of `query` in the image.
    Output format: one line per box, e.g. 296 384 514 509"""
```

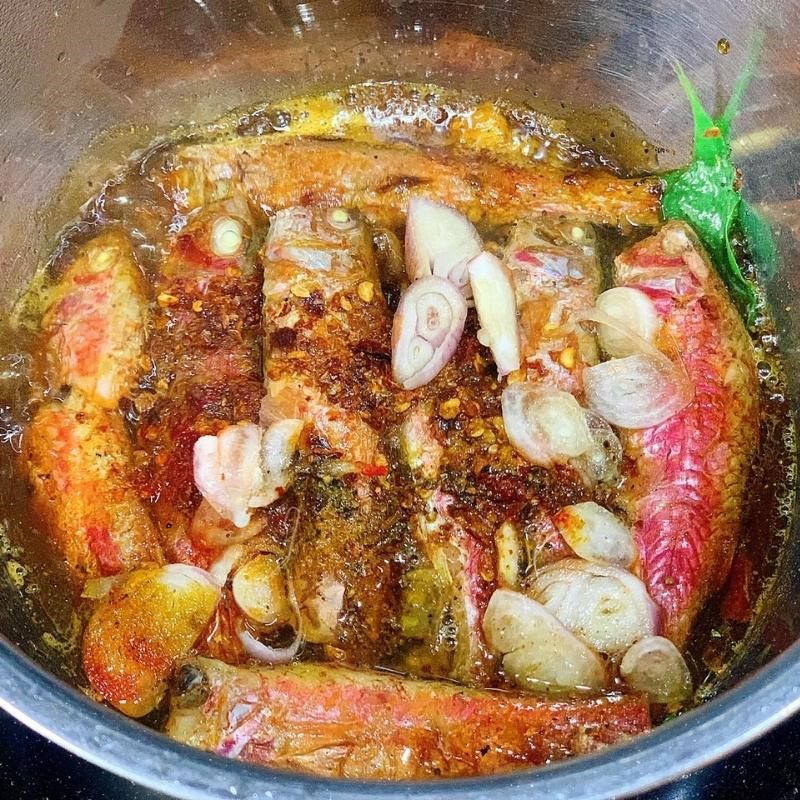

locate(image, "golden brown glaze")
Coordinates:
160 138 661 228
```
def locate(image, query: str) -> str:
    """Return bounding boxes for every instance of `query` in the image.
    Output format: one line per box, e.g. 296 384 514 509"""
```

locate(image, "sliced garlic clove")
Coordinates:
232 554 293 627
554 501 637 569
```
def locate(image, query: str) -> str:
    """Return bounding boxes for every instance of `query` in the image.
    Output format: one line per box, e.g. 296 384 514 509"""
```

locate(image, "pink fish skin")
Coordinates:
615 222 759 646
166 657 651 778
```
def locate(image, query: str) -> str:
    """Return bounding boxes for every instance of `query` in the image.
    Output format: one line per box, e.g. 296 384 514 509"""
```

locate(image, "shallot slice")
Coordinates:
501 383 593 467
251 419 304 508
211 216 245 258
193 419 303 529
574 411 623 487
190 500 267 548
595 287 661 358
391 276 467 389
468 252 521 377
193 423 263 528
238 627 302 665
483 588 606 691
531 559 659 655
553 502 637 569
583 352 693 429
620 635 692 704
404 198 482 296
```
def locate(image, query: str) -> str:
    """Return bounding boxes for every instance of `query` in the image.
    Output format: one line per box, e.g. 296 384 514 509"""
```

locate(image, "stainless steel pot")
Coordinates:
1 1 799 797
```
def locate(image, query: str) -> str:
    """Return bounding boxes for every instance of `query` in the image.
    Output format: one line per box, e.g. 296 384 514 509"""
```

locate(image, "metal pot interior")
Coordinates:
0 0 799 796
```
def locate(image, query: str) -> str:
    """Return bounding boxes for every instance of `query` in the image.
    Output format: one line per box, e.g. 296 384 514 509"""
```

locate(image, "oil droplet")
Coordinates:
717 38 731 55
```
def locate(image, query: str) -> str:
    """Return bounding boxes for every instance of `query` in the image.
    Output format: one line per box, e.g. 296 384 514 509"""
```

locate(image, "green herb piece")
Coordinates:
661 39 773 323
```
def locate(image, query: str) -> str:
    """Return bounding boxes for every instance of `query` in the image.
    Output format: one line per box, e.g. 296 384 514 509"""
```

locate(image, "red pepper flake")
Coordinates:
360 463 389 478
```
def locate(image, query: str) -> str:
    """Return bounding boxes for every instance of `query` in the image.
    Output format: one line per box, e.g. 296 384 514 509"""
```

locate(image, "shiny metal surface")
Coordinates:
0 0 799 797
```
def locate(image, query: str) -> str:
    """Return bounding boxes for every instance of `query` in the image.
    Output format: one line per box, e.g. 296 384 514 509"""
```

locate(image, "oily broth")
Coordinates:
0 81 794 708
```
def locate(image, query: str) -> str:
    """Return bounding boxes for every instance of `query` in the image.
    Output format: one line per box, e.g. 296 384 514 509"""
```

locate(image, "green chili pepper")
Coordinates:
661 37 775 324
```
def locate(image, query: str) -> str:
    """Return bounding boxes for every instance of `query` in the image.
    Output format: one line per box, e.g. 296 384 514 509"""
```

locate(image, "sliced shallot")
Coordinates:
193 419 303 528
391 275 467 390
251 418 304 508
238 627 302 665
483 588 606 691
595 287 661 358
190 500 267 548
583 352 693 429
299 575 346 644
620 635 692 704
553 502 637 569
572 411 623 488
531 559 659 655
501 383 593 468
193 423 263 528
404 198 482 295
468 252 521 377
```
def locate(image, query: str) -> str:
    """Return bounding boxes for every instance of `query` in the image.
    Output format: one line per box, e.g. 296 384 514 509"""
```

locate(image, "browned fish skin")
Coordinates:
160 138 661 228
133 198 263 564
24 393 162 579
262 207 404 665
166 657 651 778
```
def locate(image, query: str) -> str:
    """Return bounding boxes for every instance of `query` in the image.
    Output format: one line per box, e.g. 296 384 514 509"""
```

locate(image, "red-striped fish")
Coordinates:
615 222 759 645
166 657 650 778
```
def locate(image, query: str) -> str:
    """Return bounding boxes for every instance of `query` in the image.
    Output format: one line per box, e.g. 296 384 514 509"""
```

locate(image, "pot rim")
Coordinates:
1 634 799 800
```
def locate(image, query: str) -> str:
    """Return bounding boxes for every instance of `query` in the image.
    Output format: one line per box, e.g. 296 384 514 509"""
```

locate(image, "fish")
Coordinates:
505 218 601 393
406 490 496 685
261 206 392 468
158 138 661 229
24 228 161 580
23 393 163 580
261 207 404 665
133 197 264 562
41 229 148 409
614 222 759 646
166 656 651 778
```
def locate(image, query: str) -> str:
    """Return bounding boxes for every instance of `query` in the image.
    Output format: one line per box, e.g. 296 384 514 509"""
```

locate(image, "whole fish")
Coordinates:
159 138 661 229
24 230 161 580
134 197 263 563
83 564 220 717
166 656 651 778
261 207 403 665
261 206 392 468
615 222 759 645
24 394 162 579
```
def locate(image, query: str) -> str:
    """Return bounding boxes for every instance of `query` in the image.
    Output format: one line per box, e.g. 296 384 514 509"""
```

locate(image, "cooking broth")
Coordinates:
0 82 794 775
